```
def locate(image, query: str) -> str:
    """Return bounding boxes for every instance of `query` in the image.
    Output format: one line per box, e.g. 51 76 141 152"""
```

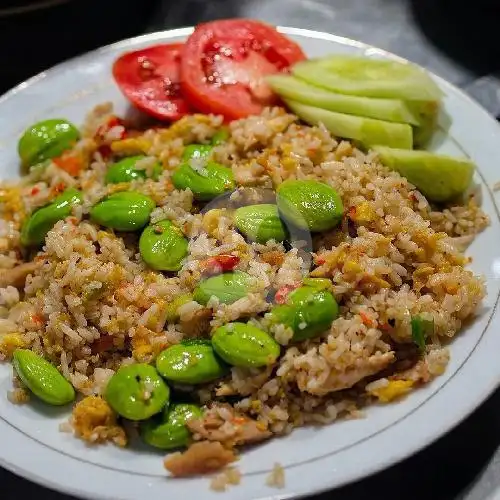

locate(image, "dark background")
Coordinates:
1 0 500 499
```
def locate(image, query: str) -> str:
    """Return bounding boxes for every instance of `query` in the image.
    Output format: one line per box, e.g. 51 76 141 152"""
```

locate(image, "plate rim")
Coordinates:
1 25 500 500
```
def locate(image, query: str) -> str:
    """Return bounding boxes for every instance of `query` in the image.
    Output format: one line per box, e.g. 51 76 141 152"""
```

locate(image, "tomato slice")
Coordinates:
180 19 307 120
113 43 191 121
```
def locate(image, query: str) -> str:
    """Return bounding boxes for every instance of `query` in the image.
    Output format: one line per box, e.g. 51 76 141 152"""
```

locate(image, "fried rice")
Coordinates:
0 104 489 475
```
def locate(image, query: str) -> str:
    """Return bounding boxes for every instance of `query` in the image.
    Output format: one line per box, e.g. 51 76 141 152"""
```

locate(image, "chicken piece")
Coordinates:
187 404 271 446
71 396 127 447
294 351 395 396
180 307 212 337
164 441 236 477
0 262 38 289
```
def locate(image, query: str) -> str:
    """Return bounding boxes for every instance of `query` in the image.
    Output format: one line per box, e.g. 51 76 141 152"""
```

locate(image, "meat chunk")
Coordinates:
164 441 236 477
0 261 38 289
236 418 272 444
180 307 212 337
317 352 395 395
187 404 271 447
290 350 396 396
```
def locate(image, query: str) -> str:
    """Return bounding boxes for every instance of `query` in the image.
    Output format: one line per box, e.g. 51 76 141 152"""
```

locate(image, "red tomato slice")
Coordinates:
180 19 307 120
113 43 191 121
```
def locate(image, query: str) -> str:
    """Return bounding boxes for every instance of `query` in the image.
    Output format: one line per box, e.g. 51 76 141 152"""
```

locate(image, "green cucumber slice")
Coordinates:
372 145 474 202
285 99 413 149
407 101 440 148
292 55 443 101
267 74 419 125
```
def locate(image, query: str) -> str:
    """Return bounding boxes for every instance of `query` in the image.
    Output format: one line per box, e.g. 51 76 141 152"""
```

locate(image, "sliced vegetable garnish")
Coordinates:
267 74 419 125
113 43 191 121
411 315 434 352
372 146 474 202
285 99 413 149
292 55 443 101
180 19 306 119
407 100 440 148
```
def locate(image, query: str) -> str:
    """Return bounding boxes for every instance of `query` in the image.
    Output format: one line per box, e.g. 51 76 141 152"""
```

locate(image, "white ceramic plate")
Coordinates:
0 26 500 500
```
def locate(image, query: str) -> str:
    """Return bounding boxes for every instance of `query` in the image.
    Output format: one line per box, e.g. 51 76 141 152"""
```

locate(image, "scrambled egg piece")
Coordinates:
131 325 169 363
110 137 151 155
0 334 27 359
131 327 153 362
167 114 214 136
71 396 127 447
0 187 25 227
368 380 414 403
350 202 376 223
132 344 154 363
202 209 225 237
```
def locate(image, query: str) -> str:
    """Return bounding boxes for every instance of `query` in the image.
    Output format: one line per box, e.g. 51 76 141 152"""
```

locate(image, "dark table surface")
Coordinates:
2 1 500 499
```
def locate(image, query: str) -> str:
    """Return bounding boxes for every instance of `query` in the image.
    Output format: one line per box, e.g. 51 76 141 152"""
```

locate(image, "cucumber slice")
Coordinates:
292 55 443 102
372 145 474 202
407 100 440 148
267 74 419 125
285 99 413 150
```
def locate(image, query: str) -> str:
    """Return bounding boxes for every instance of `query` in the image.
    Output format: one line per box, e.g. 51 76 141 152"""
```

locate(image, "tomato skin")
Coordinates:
113 43 191 121
200 255 240 275
180 19 307 120
274 283 301 304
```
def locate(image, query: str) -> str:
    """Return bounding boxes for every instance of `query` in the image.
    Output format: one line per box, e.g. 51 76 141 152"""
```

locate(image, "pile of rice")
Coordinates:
0 103 488 479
